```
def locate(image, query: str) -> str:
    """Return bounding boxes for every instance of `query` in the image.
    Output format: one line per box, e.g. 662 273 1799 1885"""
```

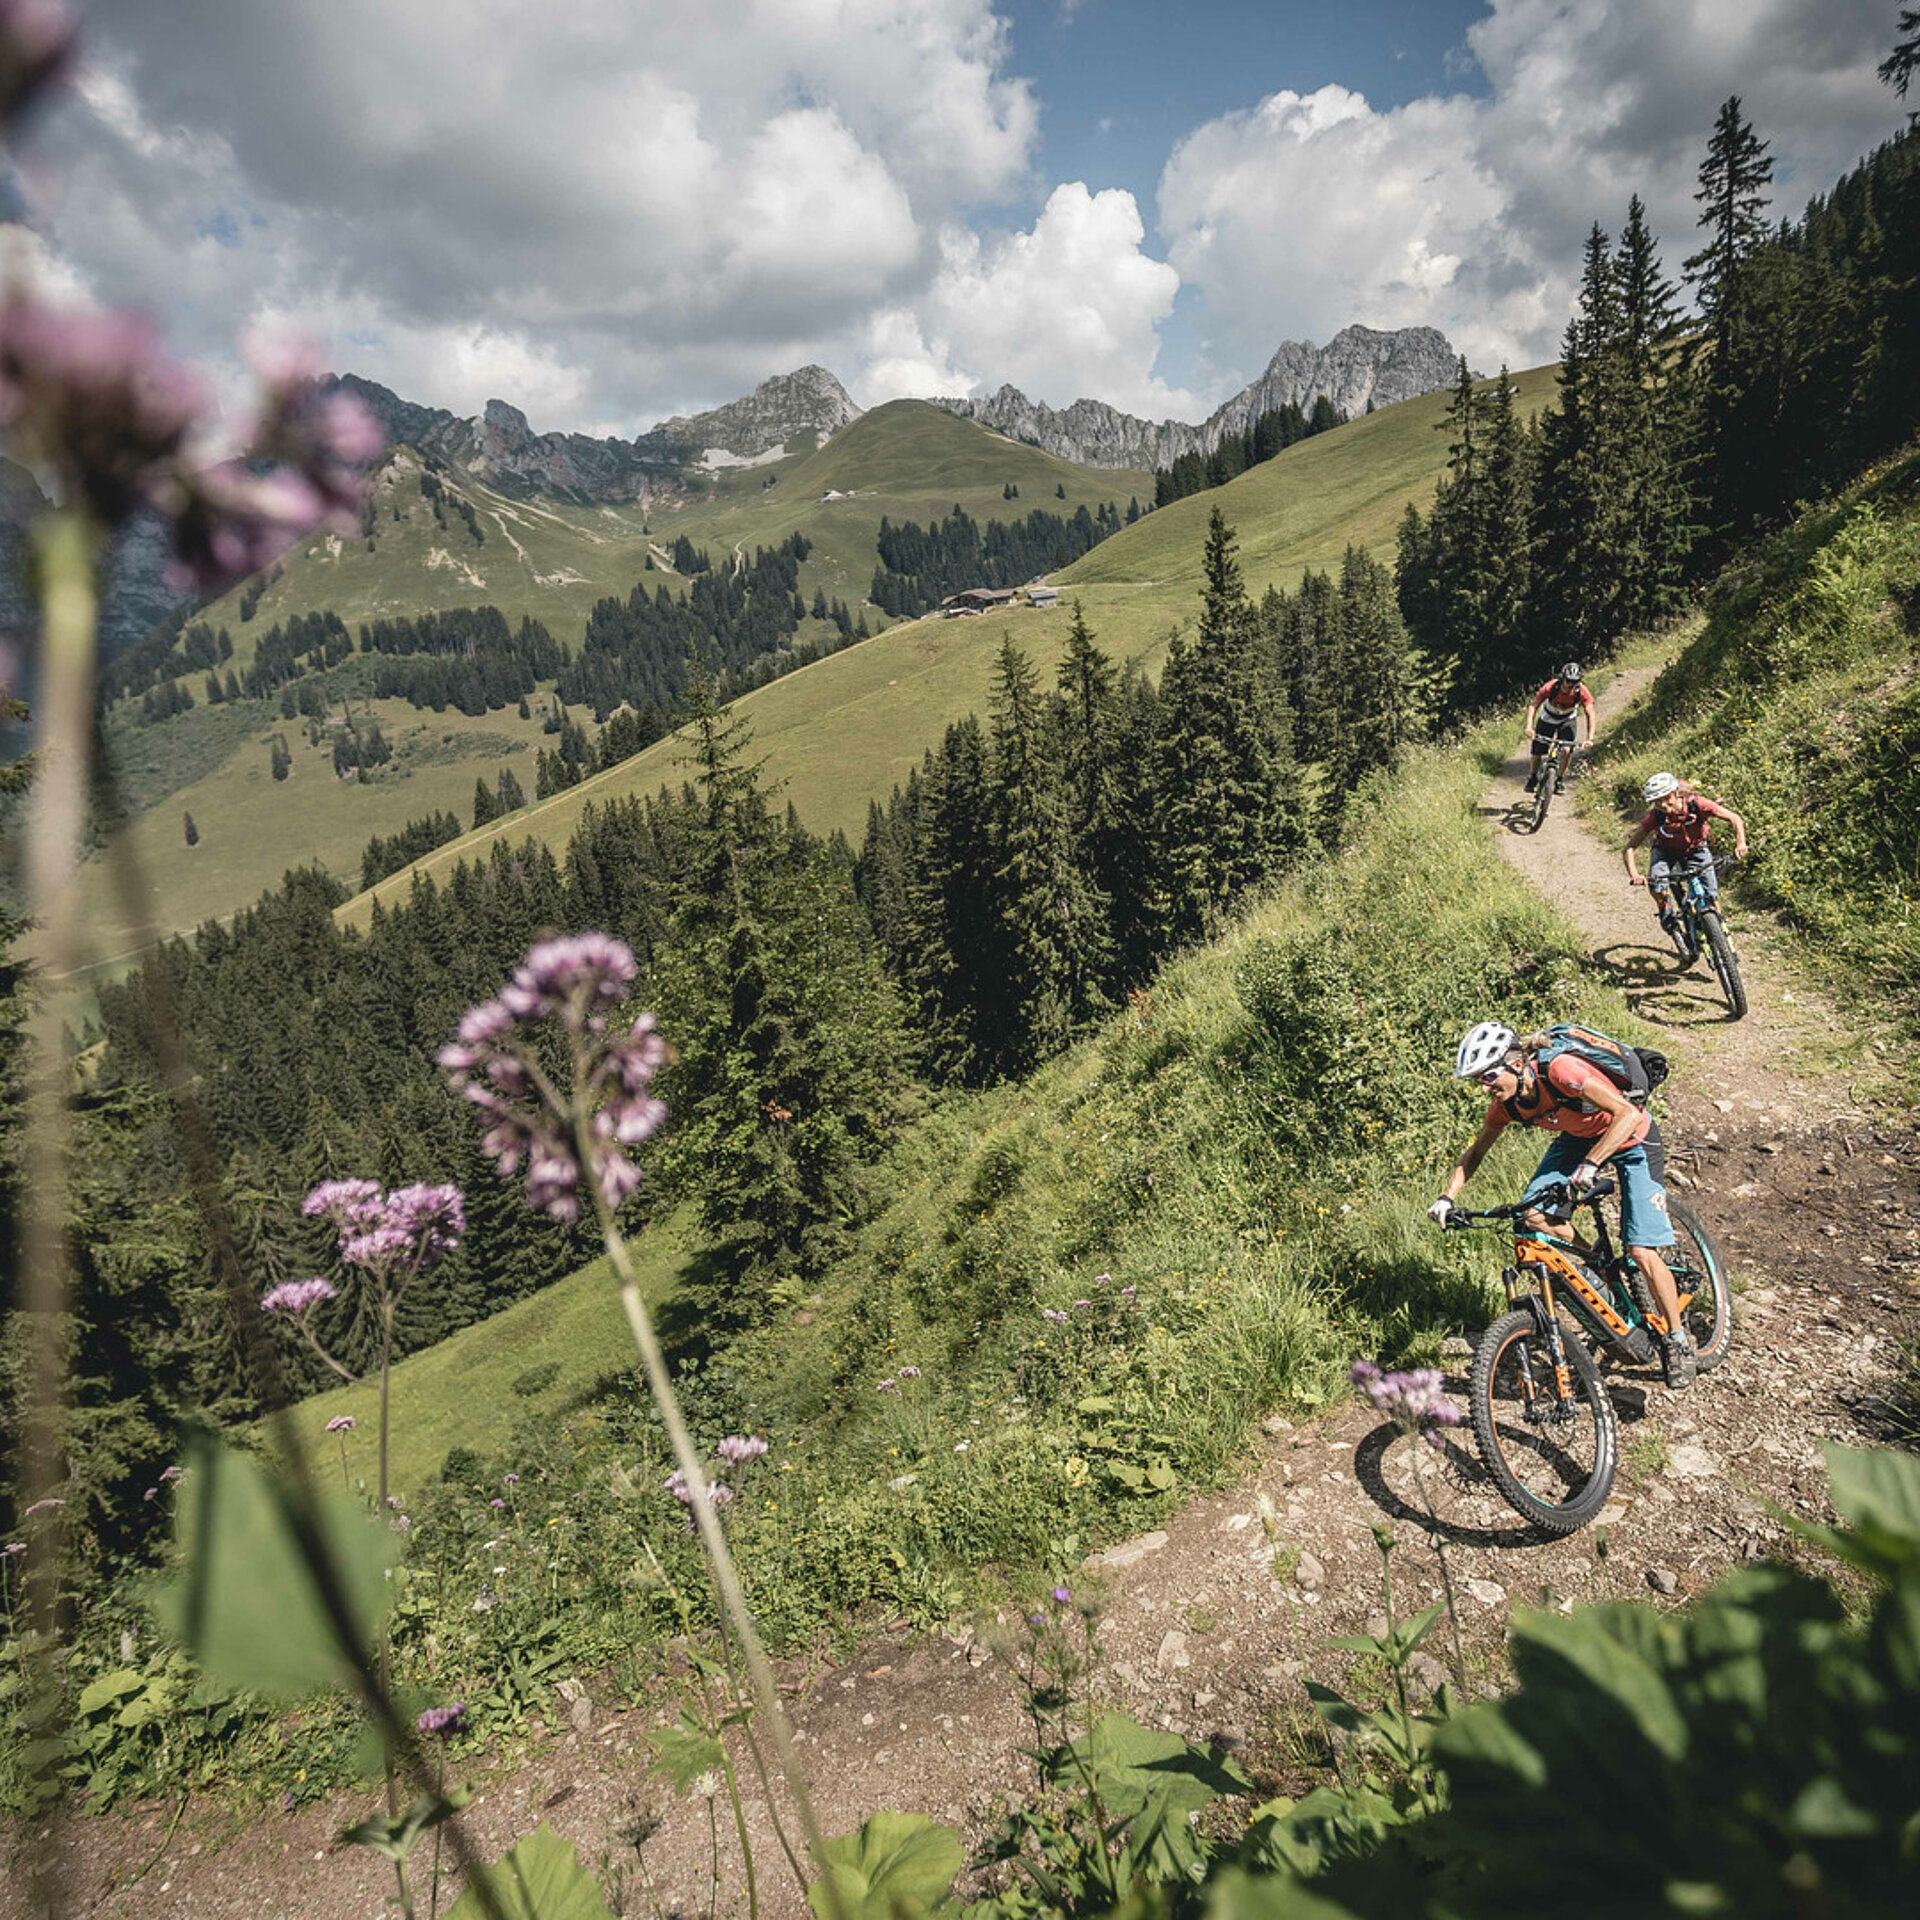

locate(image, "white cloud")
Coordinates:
859 183 1195 416
1160 0 1905 382
23 0 1037 429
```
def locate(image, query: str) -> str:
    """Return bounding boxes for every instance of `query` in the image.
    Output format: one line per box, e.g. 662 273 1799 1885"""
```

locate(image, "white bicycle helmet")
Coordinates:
1643 771 1681 803
1454 1021 1519 1079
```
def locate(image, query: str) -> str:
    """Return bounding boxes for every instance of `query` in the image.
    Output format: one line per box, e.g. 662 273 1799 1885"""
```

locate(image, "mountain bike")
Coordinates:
1661 860 1747 1020
1526 742 1581 833
1440 1177 1732 1533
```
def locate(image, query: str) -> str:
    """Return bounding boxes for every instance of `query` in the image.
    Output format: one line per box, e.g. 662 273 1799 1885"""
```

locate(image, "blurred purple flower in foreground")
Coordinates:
0 0 79 133
303 1180 465 1279
325 1415 356 1434
416 1703 467 1739
1351 1358 1465 1450
439 934 670 1222
716 1434 768 1465
260 1277 338 1316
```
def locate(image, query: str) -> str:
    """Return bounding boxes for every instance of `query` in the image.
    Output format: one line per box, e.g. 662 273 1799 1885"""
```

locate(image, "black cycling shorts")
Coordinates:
1532 717 1577 749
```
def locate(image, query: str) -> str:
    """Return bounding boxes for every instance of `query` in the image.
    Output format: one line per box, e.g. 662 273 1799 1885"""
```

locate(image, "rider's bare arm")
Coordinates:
1570 1074 1642 1175
1623 817 1654 884
1441 1109 1509 1202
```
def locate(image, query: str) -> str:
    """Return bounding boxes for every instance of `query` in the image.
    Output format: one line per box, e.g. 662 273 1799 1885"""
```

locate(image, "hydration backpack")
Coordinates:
1514 1023 1670 1118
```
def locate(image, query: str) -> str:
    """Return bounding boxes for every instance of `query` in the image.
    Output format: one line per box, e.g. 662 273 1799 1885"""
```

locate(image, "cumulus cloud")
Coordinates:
859 183 1194 415
1160 0 1905 382
20 0 1037 428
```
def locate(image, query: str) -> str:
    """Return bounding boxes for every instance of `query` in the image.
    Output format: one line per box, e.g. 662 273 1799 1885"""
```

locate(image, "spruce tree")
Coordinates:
183 812 199 847
985 638 1109 1071
471 777 499 829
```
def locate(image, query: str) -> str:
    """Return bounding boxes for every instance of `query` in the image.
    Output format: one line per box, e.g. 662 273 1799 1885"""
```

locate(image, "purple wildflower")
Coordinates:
897 1365 922 1380
159 1465 184 1484
708 1483 735 1509
339 1183 466 1275
439 938 670 1222
0 297 205 524
3 1541 24 1556
664 1469 691 1506
489 1497 506 1510
261 1277 337 1316
1350 1358 1464 1448
0 0 78 129
1072 1299 1091 1310
716 1435 768 1465
302 1179 384 1230
1051 1585 1072 1605
1040 1307 1068 1325
503 1472 520 1486
876 1378 899 1394
416 1703 468 1739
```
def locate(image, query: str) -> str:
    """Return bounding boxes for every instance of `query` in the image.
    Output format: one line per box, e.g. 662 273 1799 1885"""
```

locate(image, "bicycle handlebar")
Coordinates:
1441 1175 1616 1230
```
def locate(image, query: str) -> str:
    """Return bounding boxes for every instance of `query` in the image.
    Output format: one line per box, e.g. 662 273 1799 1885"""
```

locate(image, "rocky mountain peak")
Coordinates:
653 365 863 461
931 324 1463 471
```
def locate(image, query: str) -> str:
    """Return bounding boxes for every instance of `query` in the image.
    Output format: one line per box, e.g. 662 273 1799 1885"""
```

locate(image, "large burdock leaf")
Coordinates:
447 1825 618 1920
807 1809 963 1920
156 1435 396 1699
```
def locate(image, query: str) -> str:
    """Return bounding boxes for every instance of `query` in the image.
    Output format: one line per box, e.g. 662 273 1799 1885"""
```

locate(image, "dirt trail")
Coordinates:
35 670 1920 1920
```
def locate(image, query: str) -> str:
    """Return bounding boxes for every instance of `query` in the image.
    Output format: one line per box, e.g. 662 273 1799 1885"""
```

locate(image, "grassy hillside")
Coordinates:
342 368 1558 921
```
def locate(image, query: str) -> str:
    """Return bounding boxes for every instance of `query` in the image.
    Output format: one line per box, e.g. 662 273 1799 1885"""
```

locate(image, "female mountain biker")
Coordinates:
1524 662 1594 794
1429 1021 1696 1387
1623 772 1750 945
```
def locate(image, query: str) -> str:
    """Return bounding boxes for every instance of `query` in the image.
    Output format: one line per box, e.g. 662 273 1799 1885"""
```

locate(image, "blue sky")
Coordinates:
16 2 1911 434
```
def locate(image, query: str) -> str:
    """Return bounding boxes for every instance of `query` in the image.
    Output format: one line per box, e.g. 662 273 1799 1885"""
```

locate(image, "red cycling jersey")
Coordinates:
1483 1053 1652 1147
1638 794 1732 856
1533 679 1595 724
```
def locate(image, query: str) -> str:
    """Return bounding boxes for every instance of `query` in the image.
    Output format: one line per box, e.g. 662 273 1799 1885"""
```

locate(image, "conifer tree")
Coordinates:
471 777 498 829
183 811 199 847
985 638 1109 1071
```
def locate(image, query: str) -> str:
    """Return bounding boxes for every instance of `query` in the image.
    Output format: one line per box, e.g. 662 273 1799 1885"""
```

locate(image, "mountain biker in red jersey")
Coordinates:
1429 1021 1695 1388
1524 662 1594 794
1623 772 1750 947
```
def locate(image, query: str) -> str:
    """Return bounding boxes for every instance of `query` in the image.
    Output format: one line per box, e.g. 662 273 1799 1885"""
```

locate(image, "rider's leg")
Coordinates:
1615 1136 1690 1362
1690 847 1720 906
1526 740 1545 791
1518 1136 1585 1234
1647 853 1680 935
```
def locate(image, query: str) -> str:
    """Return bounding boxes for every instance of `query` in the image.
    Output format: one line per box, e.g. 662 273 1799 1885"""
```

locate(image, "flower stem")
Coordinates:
18 502 103 1911
589 1186 840 1919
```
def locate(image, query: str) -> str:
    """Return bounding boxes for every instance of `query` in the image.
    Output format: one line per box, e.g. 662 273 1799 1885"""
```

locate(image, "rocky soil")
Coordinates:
20 671 1918 1920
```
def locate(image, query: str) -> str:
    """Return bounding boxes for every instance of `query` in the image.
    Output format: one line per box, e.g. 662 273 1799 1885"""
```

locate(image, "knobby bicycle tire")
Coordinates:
1529 764 1555 833
1469 1308 1618 1532
1668 1198 1733 1371
1699 910 1747 1019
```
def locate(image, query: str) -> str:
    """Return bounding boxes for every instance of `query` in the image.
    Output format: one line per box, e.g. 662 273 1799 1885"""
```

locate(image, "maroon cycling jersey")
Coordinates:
1638 794 1732 856
1533 679 1594 725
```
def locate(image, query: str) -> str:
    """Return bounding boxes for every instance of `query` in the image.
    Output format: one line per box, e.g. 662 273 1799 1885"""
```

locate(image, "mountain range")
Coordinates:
931 325 1462 470
332 323 1460 505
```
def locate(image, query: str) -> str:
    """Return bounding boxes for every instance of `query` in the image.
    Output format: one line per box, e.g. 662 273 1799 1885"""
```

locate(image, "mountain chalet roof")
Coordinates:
941 586 1018 611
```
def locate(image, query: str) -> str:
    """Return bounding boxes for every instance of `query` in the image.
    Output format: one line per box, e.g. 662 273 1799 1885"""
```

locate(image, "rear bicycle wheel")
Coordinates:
1700 910 1747 1019
1470 1308 1618 1532
1668 1199 1732 1371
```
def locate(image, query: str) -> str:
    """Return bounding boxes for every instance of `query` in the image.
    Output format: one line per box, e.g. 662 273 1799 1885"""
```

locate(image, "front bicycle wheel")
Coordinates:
1530 764 1554 832
1699 910 1747 1019
1470 1308 1618 1532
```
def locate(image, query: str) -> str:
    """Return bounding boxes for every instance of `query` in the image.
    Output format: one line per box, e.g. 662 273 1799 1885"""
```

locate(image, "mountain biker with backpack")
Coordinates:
1623 772 1750 945
1429 1021 1696 1387
1524 662 1594 794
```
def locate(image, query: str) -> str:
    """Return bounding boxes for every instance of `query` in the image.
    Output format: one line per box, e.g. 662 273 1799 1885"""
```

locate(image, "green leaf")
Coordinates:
1066 1713 1250 1881
808 1809 963 1920
446 1825 618 1920
1505 1607 1689 1762
340 1788 471 1866
1788 1775 1881 1839
1390 1602 1446 1659
75 1669 145 1717
1825 1444 1920 1568
1146 1459 1178 1492
1075 1395 1118 1416
1201 1863 1363 1920
647 1713 725 1792
155 1436 397 1700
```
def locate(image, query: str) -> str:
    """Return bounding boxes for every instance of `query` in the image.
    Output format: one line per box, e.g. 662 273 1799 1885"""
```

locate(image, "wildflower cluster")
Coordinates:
438 935 669 1222
662 1434 767 1530
303 1179 466 1277
260 1277 338 1317
415 1703 467 1740
1351 1358 1465 1449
